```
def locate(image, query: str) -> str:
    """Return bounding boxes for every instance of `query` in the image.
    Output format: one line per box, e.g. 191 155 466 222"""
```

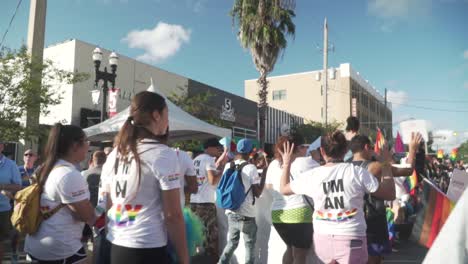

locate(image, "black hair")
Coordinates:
349 135 372 154
37 123 86 187
346 116 360 132
321 131 348 159
114 91 168 190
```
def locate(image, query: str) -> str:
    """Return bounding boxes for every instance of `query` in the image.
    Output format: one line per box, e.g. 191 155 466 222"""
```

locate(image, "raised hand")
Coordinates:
409 132 423 152
278 141 295 165
378 143 393 164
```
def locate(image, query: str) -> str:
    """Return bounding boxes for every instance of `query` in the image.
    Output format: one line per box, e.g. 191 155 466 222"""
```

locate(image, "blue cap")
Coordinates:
237 139 253 154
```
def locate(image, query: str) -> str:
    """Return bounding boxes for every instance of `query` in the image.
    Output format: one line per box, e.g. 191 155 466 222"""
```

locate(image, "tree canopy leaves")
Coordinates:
0 45 88 142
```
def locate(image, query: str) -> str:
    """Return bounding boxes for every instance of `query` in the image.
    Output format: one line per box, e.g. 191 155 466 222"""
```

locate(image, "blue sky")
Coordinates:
1 0 467 148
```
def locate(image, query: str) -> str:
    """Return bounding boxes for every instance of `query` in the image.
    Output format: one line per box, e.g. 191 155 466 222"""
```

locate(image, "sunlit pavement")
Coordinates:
3 239 427 264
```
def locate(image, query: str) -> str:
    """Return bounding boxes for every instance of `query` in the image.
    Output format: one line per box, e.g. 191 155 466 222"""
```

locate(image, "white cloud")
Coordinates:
432 129 468 151
387 90 409 107
367 0 431 32
122 22 191 64
368 0 411 18
464 50 468 59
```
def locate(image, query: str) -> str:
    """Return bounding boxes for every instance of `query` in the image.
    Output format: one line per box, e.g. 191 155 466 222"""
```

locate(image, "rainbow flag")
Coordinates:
394 131 405 153
450 148 458 161
374 128 386 154
403 170 418 194
437 149 444 159
411 179 455 248
386 207 396 242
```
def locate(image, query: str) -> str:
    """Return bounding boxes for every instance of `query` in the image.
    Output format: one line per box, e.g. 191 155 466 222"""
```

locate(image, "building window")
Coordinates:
272 90 287 100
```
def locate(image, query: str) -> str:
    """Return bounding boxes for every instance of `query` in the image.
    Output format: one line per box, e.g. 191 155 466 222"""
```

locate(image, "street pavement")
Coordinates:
386 240 428 264
3 239 428 264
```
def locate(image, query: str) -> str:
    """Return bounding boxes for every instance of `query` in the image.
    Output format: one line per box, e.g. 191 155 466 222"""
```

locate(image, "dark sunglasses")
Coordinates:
24 153 35 157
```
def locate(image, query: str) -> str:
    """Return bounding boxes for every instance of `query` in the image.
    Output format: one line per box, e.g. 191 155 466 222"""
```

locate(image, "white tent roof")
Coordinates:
84 80 231 142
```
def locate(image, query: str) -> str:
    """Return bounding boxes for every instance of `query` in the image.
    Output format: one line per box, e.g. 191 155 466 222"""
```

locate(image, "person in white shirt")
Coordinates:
173 148 197 208
99 91 189 264
190 138 228 262
219 139 266 264
25 123 96 264
266 135 319 264
278 131 396 264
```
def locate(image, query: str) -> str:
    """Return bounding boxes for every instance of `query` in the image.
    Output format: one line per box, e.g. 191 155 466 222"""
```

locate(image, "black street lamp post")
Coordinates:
92 47 119 122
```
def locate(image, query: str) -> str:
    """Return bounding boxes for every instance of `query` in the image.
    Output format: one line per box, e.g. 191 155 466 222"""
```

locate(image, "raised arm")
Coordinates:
279 142 296 195
393 132 423 177
371 146 396 200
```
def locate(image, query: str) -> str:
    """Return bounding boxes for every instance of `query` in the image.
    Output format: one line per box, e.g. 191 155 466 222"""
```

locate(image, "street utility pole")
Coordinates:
323 18 328 126
26 0 47 151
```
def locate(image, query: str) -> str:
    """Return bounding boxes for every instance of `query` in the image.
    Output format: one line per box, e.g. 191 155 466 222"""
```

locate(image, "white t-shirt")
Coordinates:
266 158 318 211
290 157 320 180
100 139 180 248
224 160 261 218
174 149 196 208
190 153 217 204
25 160 90 260
290 163 379 236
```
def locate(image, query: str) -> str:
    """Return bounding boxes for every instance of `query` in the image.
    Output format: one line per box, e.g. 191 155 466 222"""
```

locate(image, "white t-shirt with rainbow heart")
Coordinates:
100 139 180 248
290 162 379 236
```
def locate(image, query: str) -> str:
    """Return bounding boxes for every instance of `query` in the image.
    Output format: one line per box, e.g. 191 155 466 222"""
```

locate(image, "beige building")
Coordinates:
245 63 392 137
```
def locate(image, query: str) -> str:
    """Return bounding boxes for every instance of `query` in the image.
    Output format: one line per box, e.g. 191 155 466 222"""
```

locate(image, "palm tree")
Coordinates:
231 0 296 147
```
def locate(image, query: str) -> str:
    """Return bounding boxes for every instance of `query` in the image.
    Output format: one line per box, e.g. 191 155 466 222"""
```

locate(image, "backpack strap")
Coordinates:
354 160 376 207
235 161 256 206
42 204 66 220
290 172 313 211
40 164 75 219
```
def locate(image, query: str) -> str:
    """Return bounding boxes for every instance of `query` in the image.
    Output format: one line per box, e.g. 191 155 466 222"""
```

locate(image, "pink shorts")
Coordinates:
313 233 368 264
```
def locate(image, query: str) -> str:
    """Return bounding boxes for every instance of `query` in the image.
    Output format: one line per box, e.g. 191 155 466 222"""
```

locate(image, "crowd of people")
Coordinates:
0 90 462 264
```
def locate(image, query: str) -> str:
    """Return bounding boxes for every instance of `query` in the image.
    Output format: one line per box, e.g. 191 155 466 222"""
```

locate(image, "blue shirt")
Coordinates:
0 155 21 212
18 166 36 187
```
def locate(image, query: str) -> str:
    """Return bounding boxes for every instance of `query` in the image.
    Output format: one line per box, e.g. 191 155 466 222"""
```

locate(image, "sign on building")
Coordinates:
220 98 236 122
352 98 357 117
108 88 120 118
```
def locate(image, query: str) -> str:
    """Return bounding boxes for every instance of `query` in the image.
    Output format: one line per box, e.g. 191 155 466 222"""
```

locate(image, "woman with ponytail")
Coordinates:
98 91 189 264
25 124 96 263
278 131 396 264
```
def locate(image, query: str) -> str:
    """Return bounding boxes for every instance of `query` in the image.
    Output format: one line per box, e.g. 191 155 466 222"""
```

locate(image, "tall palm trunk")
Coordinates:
257 68 268 147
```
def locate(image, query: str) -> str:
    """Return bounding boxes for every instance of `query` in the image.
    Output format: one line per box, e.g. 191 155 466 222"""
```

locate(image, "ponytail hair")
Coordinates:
321 130 347 160
114 91 168 189
37 123 85 187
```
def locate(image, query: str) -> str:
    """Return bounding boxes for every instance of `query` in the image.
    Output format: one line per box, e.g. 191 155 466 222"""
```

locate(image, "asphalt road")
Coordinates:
3 240 428 264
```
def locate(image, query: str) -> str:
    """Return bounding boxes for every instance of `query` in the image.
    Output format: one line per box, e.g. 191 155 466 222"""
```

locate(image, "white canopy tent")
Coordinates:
84 80 231 142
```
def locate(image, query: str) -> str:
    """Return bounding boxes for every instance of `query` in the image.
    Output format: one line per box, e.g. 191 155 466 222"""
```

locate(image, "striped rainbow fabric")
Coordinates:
403 170 418 193
411 179 455 248
374 128 385 154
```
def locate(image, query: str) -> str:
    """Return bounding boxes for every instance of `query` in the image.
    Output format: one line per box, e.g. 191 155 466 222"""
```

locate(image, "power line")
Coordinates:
0 0 23 50
327 87 468 113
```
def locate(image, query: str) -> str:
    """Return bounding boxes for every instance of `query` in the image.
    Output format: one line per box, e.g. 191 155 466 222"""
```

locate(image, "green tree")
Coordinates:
169 91 230 151
231 0 296 147
293 120 342 143
0 46 88 142
458 140 468 163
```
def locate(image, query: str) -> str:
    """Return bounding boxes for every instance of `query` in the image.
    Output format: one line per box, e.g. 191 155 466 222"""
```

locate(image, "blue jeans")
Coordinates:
219 213 257 264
